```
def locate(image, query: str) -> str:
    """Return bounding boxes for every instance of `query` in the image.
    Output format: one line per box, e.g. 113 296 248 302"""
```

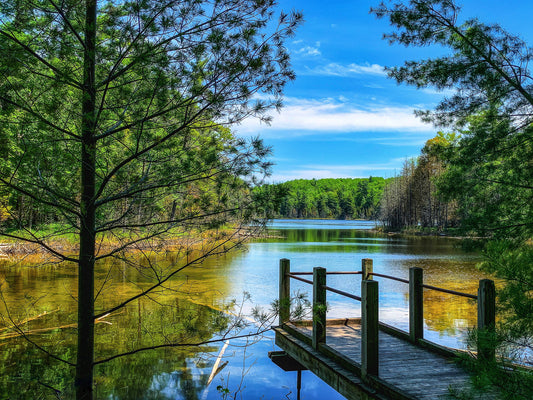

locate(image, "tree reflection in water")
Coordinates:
1 222 490 399
0 250 251 399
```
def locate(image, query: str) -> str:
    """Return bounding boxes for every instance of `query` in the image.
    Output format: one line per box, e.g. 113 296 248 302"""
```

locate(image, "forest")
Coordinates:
379 132 459 232
254 177 389 220
0 1 302 399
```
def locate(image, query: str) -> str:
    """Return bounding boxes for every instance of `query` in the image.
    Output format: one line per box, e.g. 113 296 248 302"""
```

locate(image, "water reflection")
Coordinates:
267 219 377 230
249 223 487 349
0 252 238 399
1 220 489 399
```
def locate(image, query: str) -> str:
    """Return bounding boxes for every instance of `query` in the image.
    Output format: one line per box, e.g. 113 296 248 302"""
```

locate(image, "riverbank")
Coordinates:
0 224 260 261
377 228 488 244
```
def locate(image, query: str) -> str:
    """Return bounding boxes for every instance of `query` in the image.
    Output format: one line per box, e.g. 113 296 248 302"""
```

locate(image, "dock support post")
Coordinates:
297 370 302 400
312 267 327 350
279 259 291 326
362 279 379 378
409 267 424 342
477 279 496 361
362 258 373 280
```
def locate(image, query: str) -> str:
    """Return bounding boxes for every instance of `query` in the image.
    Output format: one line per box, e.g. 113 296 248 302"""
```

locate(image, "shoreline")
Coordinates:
268 217 483 240
0 220 484 260
0 227 260 261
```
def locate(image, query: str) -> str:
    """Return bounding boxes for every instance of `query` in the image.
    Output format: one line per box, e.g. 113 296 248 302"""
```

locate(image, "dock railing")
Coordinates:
278 258 496 378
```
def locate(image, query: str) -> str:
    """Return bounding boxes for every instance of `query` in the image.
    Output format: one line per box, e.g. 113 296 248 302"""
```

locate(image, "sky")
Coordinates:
234 0 533 182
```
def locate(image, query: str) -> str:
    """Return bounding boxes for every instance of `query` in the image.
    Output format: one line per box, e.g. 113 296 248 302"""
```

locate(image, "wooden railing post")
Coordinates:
312 267 327 350
362 258 373 280
279 258 290 326
477 279 496 361
362 279 379 378
409 267 424 342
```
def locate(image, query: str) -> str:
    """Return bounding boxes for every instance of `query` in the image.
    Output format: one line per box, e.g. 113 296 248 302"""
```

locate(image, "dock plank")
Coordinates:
277 321 485 400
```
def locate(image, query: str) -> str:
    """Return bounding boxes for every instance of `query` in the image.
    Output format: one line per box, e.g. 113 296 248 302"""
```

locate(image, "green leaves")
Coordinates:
374 1 533 237
256 178 388 220
376 4 532 396
373 0 533 129
0 0 303 237
1 2 302 397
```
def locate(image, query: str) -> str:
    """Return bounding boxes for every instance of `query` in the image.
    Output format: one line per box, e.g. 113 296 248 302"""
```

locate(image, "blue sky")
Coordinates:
235 0 533 182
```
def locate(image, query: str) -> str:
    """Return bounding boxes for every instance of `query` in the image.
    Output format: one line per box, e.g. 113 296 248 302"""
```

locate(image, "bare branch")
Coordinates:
93 326 272 366
93 229 246 318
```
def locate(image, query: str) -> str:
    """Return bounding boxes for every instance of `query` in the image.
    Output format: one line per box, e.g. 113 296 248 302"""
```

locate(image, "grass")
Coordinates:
0 222 246 259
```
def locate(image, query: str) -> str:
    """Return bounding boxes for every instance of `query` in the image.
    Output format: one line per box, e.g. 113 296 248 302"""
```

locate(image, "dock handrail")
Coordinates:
322 285 362 302
279 257 497 378
288 275 313 285
290 271 362 275
368 272 478 300
286 270 479 302
422 283 478 300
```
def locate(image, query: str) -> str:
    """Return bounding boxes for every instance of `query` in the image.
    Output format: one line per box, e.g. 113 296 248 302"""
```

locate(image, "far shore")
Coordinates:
267 217 483 240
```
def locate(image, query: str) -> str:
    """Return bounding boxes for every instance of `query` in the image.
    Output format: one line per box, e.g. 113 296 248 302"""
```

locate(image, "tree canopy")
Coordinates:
373 0 533 236
256 177 389 220
0 1 302 398
374 1 532 396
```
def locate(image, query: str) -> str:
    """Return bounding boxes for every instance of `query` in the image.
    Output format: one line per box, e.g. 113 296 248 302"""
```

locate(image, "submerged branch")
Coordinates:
93 326 272 365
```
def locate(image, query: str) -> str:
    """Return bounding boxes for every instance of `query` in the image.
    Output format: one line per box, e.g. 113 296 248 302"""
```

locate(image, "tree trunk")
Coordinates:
76 1 97 399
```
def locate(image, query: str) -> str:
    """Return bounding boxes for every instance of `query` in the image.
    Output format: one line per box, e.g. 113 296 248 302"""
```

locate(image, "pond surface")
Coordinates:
0 220 488 399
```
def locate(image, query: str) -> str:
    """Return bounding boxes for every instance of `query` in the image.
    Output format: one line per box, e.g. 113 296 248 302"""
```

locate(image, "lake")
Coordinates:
0 219 488 399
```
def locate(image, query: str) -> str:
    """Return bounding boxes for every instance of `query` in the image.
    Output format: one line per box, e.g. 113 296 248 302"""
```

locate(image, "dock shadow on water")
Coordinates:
1 219 488 399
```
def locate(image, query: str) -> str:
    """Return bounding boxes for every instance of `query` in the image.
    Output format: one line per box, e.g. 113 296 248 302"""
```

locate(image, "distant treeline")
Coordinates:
379 133 459 231
254 177 389 220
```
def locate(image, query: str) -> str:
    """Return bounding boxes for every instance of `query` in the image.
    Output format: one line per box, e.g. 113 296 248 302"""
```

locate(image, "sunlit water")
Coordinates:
0 220 488 399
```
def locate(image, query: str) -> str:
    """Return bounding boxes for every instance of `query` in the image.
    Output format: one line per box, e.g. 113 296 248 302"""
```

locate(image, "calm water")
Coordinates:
0 220 488 399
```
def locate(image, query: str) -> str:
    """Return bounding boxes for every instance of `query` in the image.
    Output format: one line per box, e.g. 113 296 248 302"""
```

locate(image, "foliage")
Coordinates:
256 177 389 220
373 0 533 129
270 291 312 322
480 241 533 350
437 111 533 239
0 0 302 398
373 0 533 234
374 1 533 397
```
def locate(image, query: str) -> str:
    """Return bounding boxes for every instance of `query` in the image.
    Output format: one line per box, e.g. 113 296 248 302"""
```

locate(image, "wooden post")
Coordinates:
362 258 373 280
477 279 496 361
409 267 424 343
297 370 302 400
279 259 291 326
312 267 327 350
362 279 379 378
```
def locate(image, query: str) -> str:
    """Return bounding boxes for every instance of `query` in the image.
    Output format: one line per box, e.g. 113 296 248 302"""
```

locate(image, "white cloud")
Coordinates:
296 45 321 57
304 62 386 77
235 97 431 137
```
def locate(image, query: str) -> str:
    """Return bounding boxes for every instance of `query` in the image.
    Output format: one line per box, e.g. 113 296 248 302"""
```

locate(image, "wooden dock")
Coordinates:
272 258 497 400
